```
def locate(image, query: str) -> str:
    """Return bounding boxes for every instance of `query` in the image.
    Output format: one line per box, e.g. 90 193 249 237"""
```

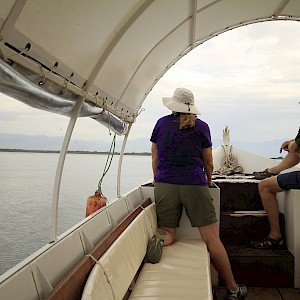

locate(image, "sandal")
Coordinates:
253 169 278 180
226 284 248 299
250 236 284 249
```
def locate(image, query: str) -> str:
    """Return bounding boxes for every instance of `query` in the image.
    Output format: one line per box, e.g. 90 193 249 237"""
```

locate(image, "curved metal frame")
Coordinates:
51 96 86 241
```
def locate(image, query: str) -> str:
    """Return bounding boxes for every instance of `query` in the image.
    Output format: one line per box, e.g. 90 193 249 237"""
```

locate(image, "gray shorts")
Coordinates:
277 171 300 190
154 182 217 228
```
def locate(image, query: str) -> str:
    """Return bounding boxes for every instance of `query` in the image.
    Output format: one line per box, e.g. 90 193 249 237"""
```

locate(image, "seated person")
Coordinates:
251 128 300 249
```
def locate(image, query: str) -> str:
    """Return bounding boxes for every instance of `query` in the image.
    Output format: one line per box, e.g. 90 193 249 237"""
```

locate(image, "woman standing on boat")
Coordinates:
149 87 247 299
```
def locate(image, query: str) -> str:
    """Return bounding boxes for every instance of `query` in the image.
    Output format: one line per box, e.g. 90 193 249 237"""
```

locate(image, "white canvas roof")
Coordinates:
1 0 300 125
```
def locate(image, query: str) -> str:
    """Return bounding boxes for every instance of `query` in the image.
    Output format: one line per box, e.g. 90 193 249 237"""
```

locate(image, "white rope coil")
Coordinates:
216 145 244 175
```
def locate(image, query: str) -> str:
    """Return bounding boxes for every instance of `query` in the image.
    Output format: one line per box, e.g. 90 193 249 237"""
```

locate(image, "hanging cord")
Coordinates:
0 43 31 62
97 133 116 193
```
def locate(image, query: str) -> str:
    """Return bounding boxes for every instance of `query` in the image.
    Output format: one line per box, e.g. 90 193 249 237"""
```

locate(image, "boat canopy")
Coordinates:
0 0 300 134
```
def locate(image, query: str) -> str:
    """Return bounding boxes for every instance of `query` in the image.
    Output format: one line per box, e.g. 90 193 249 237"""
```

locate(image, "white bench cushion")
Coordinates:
129 238 212 300
82 204 212 300
81 263 113 300
82 203 157 300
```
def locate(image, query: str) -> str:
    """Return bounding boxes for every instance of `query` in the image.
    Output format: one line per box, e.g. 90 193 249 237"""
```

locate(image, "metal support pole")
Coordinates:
51 96 86 242
117 123 133 198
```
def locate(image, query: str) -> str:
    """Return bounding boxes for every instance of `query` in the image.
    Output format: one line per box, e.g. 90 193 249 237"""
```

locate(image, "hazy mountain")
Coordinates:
211 137 284 158
0 133 285 158
0 133 111 152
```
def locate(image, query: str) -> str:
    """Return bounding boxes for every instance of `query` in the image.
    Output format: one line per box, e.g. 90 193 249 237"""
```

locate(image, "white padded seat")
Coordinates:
82 203 212 300
82 203 157 300
129 238 212 300
81 263 113 299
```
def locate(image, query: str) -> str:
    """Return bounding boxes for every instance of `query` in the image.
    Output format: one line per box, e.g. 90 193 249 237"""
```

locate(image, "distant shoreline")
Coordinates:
0 148 151 156
0 148 285 159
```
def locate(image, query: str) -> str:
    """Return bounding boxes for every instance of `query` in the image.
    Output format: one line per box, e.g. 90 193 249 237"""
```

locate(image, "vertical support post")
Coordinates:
51 96 86 242
117 123 133 198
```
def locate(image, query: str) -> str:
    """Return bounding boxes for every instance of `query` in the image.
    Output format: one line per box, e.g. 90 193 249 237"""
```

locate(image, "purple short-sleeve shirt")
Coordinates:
150 114 212 185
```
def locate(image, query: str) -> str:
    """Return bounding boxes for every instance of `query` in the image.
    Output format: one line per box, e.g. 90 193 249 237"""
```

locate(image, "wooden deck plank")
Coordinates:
278 288 300 299
214 287 300 299
246 288 282 300
214 287 282 300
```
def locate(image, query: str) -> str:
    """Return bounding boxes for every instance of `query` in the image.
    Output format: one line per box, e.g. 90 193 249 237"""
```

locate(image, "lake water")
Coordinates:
0 152 152 275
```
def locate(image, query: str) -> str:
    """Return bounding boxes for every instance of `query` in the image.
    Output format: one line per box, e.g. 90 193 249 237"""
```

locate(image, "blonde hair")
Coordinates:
179 113 197 129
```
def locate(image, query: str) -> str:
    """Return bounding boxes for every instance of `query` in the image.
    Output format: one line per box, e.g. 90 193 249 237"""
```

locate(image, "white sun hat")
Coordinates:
162 87 201 115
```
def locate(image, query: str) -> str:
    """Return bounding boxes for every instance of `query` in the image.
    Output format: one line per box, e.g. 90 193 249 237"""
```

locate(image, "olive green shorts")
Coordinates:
154 182 217 228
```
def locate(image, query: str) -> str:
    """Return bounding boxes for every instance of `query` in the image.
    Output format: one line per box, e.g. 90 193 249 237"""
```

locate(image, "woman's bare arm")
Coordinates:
151 143 158 180
202 147 214 186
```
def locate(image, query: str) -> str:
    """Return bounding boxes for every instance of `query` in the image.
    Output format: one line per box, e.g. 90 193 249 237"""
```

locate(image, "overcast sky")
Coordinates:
0 21 299 151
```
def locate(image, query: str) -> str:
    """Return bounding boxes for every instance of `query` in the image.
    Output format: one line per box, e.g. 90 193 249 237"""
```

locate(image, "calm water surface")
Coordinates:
0 152 152 275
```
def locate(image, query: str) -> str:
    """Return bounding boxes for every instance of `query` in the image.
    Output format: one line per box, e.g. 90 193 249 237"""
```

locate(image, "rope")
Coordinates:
97 133 116 193
0 44 30 62
86 253 101 265
216 145 244 175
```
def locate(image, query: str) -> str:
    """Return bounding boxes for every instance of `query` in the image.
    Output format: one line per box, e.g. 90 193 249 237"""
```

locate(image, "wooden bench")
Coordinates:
82 203 213 300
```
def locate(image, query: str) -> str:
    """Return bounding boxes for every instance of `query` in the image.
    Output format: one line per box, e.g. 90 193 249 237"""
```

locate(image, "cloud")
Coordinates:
1 21 299 146
134 21 300 143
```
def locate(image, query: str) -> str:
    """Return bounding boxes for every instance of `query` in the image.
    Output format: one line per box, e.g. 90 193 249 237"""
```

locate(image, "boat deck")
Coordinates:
214 287 300 299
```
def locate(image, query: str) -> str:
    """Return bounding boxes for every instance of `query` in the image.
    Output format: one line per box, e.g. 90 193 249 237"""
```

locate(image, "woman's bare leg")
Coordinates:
159 226 176 245
198 223 238 291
